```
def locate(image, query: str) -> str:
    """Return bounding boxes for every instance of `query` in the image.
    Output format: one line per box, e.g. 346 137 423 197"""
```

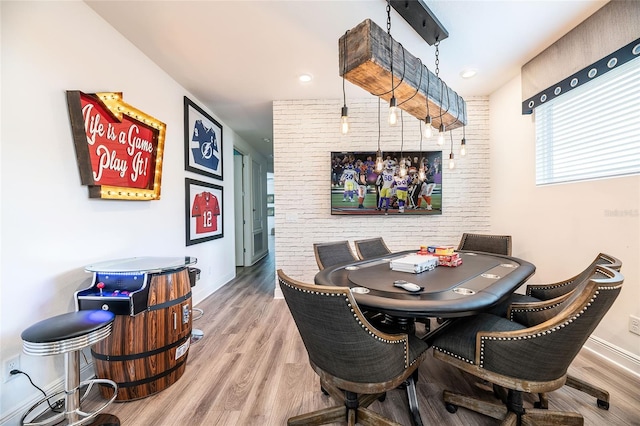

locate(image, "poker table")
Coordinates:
314 250 536 318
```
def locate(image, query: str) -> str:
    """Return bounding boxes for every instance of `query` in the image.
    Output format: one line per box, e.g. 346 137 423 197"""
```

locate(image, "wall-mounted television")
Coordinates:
331 151 442 215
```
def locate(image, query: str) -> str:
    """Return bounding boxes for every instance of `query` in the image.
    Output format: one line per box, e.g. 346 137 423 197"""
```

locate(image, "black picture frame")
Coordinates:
184 96 223 180
331 151 443 215
185 178 224 246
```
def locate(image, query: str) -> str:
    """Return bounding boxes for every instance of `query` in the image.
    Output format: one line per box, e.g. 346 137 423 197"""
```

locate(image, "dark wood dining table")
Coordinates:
314 250 536 319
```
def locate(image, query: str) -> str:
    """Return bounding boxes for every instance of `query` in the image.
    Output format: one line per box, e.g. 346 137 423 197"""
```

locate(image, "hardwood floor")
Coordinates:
88 238 640 425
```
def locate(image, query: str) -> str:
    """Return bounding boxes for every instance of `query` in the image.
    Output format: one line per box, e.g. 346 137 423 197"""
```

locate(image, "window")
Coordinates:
535 57 640 185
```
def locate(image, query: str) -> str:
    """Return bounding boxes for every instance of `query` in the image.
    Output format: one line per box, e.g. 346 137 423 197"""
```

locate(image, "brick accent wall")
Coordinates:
273 97 490 283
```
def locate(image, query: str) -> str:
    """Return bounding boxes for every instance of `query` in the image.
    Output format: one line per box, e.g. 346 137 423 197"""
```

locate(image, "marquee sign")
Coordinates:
66 91 166 200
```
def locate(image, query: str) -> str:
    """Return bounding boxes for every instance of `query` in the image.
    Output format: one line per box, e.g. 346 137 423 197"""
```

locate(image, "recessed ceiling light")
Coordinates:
299 74 313 83
460 68 477 79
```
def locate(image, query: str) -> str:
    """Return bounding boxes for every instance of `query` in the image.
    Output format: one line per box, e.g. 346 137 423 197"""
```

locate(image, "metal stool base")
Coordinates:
21 378 118 426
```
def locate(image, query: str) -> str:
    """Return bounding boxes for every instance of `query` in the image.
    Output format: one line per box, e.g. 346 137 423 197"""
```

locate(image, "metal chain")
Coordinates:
434 41 440 77
387 1 391 34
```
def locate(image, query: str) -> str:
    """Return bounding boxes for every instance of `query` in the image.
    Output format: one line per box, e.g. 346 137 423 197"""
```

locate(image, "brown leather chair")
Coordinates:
432 265 623 425
313 240 358 271
278 269 429 426
354 237 391 260
457 233 512 256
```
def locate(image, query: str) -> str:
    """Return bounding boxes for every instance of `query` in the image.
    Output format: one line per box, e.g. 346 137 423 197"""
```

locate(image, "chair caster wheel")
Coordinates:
597 399 610 410
445 403 458 414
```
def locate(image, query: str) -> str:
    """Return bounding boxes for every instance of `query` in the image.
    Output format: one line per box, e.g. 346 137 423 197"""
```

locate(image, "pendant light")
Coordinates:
422 60 433 139
434 40 446 146
376 98 384 171
460 101 467 156
386 1 398 126
399 110 407 177
448 131 455 169
418 119 426 181
340 30 349 134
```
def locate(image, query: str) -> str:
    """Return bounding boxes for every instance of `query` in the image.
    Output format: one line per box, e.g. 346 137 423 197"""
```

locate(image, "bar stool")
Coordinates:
189 268 204 343
20 310 119 426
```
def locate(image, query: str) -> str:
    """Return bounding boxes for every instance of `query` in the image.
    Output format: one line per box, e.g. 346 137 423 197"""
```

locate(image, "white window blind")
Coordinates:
535 57 640 185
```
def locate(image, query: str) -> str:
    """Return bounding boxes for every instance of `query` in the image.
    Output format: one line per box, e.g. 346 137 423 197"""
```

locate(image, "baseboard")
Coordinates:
0 359 96 426
583 335 640 378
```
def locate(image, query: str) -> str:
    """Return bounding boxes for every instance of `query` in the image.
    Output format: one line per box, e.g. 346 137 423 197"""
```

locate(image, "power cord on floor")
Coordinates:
10 369 64 412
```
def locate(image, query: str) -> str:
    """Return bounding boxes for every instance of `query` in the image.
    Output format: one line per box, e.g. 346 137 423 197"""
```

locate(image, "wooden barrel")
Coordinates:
91 268 192 401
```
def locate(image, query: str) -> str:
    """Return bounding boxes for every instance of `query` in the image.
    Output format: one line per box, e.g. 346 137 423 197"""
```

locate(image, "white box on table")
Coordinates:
390 254 438 274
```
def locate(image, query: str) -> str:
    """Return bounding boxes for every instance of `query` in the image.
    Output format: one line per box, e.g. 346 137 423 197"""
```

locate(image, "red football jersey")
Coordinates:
191 191 220 234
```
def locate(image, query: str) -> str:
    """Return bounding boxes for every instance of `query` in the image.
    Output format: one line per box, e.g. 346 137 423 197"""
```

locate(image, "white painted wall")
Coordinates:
0 2 268 423
489 75 640 371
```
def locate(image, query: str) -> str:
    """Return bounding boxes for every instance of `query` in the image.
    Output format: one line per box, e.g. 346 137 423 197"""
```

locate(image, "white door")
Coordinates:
233 150 245 266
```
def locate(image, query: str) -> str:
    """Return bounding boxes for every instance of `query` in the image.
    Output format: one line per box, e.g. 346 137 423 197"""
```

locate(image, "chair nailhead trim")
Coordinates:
509 301 563 321
279 278 410 364
432 346 475 365
479 292 609 367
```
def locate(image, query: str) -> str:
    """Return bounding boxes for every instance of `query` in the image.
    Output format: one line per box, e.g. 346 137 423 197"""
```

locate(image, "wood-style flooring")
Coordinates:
87 238 640 425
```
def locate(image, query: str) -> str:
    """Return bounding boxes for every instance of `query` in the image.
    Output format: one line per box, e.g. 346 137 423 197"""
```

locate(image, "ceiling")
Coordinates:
86 0 607 162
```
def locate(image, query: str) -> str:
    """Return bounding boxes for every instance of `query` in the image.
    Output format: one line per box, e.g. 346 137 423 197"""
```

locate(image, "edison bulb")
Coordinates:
389 97 398 126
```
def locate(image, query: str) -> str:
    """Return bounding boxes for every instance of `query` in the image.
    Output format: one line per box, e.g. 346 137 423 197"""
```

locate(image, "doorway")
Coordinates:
233 149 245 266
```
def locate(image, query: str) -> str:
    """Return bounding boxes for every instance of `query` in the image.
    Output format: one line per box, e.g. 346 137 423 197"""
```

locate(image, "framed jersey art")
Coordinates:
186 178 223 246
184 96 223 180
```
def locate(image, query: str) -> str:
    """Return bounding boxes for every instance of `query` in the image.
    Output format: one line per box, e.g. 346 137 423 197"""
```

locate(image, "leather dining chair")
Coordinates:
431 264 624 425
457 233 512 256
353 237 391 260
504 253 622 410
278 269 429 426
313 240 358 271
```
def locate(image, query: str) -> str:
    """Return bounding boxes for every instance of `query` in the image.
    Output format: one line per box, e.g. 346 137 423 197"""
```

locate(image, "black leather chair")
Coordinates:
505 253 622 409
432 265 624 425
278 269 429 426
354 237 391 260
313 240 358 271
457 233 512 256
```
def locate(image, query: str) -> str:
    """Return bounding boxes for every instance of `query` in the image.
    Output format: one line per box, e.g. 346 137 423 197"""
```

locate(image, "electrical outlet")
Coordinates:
630 315 640 336
3 354 20 382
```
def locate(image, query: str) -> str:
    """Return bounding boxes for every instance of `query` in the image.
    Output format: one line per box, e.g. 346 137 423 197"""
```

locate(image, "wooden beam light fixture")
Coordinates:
338 3 466 132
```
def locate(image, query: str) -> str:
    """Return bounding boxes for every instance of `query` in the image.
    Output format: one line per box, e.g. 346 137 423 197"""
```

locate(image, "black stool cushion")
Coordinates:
22 310 115 343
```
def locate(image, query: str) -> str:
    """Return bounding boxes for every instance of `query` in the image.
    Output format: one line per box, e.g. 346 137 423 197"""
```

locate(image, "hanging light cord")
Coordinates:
398 57 423 106
462 101 467 139
449 92 461 127
425 59 431 117
371 45 407 97
377 98 381 151
342 30 349 108
388 0 394 99
400 110 404 156
372 1 407 98
419 115 423 154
